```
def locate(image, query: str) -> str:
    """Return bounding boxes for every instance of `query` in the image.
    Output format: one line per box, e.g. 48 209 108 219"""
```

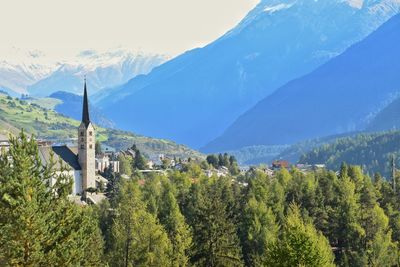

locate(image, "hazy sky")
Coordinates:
0 0 259 59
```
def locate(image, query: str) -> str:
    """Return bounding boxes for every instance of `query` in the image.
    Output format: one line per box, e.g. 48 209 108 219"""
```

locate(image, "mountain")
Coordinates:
0 92 202 160
0 49 54 96
299 131 400 177
28 50 166 97
366 95 400 131
205 13 400 152
48 91 115 129
97 0 400 148
0 48 166 97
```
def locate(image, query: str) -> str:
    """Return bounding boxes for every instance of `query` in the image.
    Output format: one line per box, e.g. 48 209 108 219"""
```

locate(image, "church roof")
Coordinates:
39 145 81 171
82 80 91 128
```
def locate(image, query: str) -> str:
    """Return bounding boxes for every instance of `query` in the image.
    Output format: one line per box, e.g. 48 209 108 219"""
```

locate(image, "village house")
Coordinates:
272 160 290 170
0 133 10 152
96 153 120 173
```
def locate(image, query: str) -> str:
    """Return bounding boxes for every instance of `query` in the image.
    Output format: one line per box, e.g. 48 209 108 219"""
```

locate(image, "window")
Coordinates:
89 144 93 149
80 144 84 149
80 131 84 136
89 131 93 136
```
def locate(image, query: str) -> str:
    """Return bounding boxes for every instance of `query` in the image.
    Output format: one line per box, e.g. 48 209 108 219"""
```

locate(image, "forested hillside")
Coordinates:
2 134 400 266
299 131 400 177
0 92 202 159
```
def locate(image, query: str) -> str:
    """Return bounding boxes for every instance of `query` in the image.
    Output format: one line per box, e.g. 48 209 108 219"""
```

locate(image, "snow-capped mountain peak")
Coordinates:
0 47 167 96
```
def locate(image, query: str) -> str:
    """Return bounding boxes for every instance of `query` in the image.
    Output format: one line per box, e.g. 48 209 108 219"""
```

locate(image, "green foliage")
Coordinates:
4 131 400 267
132 148 147 170
267 204 335 267
95 140 102 155
206 153 240 175
185 176 243 266
0 94 203 160
118 154 132 177
300 131 400 177
158 181 193 266
109 179 172 267
0 131 104 266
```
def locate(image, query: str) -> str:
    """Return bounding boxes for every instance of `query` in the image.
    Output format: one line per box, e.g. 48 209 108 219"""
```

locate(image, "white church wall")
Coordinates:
73 170 83 195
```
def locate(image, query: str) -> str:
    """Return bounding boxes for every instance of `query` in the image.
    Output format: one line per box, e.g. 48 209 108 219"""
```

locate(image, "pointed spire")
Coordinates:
82 77 90 127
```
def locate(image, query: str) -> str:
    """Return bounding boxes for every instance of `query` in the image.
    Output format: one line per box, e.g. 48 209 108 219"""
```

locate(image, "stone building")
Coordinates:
39 80 98 197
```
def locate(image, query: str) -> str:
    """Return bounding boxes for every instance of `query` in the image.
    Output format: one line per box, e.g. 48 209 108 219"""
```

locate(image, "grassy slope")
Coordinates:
0 93 203 159
29 97 63 110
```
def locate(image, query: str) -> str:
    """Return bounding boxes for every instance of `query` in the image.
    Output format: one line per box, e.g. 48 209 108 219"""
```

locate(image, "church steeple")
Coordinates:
82 78 90 127
78 77 96 195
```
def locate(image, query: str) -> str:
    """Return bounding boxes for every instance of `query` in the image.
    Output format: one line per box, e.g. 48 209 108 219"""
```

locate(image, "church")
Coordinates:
39 80 99 197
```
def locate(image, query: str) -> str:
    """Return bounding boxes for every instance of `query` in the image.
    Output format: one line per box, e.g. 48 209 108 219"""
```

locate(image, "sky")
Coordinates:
0 0 259 61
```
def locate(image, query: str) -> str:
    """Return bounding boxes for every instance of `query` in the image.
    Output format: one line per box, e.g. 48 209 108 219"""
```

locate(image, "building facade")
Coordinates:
78 81 96 192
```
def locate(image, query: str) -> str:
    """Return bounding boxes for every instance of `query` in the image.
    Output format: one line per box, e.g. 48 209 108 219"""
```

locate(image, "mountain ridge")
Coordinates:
204 13 400 152
97 0 400 148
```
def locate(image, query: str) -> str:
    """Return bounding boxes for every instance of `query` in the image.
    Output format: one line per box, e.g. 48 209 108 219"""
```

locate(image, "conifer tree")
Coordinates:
0 132 104 266
333 173 365 266
158 181 192 266
241 196 278 266
240 170 278 265
267 204 335 267
186 176 243 266
109 179 172 267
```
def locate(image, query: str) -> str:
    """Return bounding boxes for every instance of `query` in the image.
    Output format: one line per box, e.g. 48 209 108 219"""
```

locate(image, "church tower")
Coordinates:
78 79 96 193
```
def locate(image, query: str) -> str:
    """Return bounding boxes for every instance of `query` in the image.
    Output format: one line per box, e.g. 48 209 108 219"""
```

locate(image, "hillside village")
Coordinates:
3 81 305 204
1 83 325 205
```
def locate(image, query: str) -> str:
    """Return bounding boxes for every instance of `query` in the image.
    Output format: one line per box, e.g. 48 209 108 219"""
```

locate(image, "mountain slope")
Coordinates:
97 0 400 148
367 95 400 132
0 92 202 159
299 131 400 177
28 51 166 97
205 13 400 152
0 50 54 96
48 91 115 129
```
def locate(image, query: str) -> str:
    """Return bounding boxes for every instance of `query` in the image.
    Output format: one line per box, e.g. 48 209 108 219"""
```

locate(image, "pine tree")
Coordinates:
333 173 365 266
133 149 147 170
0 131 104 266
360 176 397 266
240 170 278 265
109 179 172 267
158 181 192 266
186 176 243 266
241 196 278 266
267 204 335 267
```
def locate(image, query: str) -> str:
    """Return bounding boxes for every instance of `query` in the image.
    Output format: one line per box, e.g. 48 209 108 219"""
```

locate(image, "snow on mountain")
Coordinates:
28 49 167 97
0 47 167 96
97 0 400 149
0 48 55 95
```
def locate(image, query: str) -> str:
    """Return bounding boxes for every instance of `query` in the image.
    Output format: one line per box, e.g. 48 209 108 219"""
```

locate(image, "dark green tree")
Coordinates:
0 132 104 266
186 176 243 266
